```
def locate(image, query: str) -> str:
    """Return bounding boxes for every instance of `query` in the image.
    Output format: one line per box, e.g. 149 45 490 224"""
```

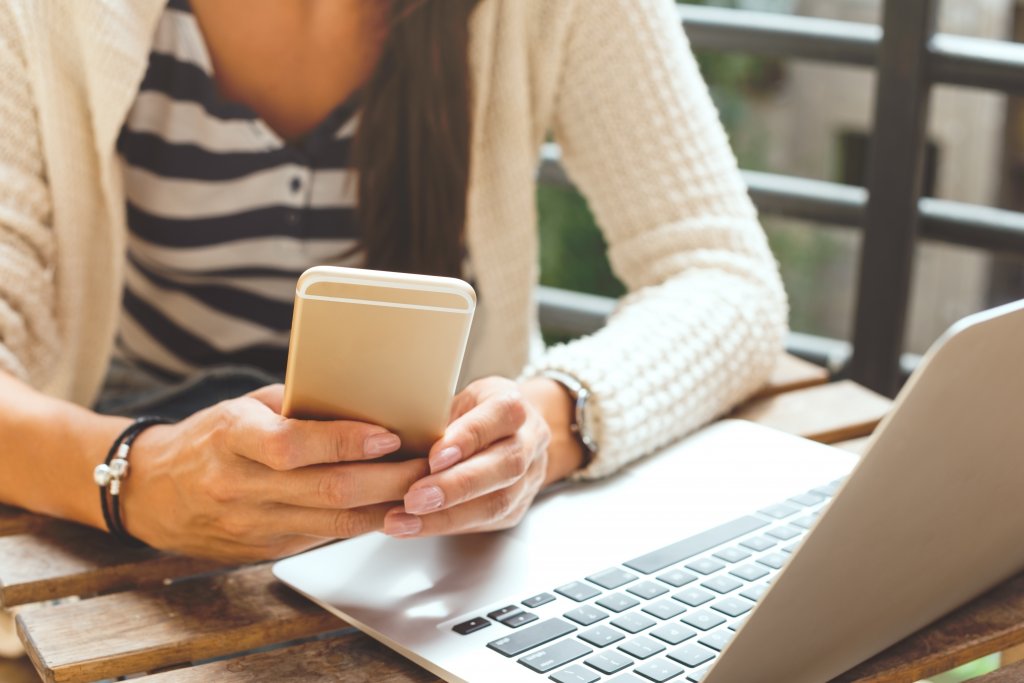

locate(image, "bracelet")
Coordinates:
93 416 173 546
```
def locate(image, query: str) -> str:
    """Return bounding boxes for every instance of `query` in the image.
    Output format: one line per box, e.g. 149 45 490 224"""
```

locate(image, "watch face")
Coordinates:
576 391 598 454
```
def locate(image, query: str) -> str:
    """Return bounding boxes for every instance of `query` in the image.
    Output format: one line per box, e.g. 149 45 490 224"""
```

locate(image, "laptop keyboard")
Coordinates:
452 480 843 682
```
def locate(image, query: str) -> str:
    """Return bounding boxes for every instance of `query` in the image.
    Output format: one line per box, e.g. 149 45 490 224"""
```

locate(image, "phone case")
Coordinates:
282 266 476 455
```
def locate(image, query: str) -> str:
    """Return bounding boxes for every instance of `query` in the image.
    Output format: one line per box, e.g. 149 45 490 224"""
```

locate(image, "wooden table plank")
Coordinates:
833 571 1024 683
975 660 1024 682
755 353 830 398
0 505 44 537
135 633 437 683
0 524 224 608
733 379 891 444
16 565 342 683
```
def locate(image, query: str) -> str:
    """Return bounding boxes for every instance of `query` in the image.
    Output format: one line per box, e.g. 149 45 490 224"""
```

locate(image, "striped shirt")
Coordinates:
115 0 363 380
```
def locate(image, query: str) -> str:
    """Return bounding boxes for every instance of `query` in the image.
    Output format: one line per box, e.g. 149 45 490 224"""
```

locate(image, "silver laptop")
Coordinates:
274 299 1024 683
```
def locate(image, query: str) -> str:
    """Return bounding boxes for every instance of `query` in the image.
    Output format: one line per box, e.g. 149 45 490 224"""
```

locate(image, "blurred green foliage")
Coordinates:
537 0 853 341
537 0 774 298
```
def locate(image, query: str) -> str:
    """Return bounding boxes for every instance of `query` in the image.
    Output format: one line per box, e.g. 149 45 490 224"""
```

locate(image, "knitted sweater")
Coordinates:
0 0 787 479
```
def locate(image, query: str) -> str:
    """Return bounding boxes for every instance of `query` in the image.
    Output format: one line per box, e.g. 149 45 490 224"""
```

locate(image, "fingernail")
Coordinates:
384 512 423 537
405 485 445 514
430 445 462 473
364 433 401 457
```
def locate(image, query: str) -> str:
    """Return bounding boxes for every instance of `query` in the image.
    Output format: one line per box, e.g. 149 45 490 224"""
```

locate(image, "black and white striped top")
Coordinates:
116 0 363 380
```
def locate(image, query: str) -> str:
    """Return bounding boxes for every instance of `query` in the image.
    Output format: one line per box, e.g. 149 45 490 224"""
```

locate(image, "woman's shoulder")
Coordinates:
1 0 164 62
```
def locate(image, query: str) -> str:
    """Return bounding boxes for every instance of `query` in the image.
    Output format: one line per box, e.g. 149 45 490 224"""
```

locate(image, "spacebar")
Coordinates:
624 515 769 574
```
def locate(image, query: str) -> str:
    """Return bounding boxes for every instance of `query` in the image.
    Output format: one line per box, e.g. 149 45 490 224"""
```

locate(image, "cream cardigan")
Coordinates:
0 0 787 478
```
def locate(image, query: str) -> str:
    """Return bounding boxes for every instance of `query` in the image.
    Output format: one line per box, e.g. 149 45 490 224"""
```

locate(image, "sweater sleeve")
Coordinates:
0 3 60 385
526 0 788 479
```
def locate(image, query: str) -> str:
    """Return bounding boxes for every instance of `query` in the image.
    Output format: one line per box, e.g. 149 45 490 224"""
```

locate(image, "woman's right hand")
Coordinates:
120 384 428 562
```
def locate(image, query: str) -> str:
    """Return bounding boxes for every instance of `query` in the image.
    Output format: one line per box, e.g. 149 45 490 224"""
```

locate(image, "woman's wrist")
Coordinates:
0 371 133 530
518 377 586 486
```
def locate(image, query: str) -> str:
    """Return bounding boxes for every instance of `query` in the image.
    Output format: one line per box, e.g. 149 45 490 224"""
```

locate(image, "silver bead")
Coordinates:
109 458 129 479
93 464 113 487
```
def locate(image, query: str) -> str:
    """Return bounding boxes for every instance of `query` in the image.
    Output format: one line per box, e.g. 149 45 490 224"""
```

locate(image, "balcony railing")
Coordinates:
538 0 1024 396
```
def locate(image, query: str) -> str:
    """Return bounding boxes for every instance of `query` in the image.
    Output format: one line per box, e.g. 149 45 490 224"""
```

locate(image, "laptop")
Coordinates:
274 299 1024 683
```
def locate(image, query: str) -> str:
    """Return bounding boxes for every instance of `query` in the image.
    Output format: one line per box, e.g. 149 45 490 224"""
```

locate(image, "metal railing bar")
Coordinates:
541 144 869 227
537 285 614 337
929 33 1024 96
741 170 867 226
541 145 1024 252
677 4 880 66
919 199 1024 253
677 5 1024 96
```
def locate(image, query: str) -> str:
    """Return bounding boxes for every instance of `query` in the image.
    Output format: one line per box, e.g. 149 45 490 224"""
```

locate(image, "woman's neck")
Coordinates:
189 0 387 141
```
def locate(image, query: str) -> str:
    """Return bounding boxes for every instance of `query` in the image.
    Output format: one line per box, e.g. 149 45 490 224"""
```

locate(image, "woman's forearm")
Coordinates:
519 377 585 487
0 370 130 529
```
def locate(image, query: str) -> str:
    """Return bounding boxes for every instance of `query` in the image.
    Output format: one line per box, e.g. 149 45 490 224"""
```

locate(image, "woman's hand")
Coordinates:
121 384 428 562
382 376 585 537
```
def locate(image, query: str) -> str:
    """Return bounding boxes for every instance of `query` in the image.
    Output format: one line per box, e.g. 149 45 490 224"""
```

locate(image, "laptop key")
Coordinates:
524 592 556 608
713 546 751 563
783 542 801 554
502 611 540 628
739 535 776 552
624 516 767 574
585 649 634 674
643 599 687 620
672 587 714 607
701 575 742 594
488 618 577 657
698 629 733 652
597 592 641 613
452 617 490 635
687 667 710 682
729 563 769 582
635 658 686 682
667 642 716 668
564 605 610 626
712 597 754 618
556 581 602 602
789 491 826 506
766 526 801 541
657 569 698 587
811 479 844 497
488 605 519 620
757 552 788 570
685 558 725 575
792 515 817 530
760 502 800 519
618 635 666 659
650 623 698 645
628 580 669 600
588 567 638 590
728 615 749 631
680 609 726 631
519 638 592 673
550 663 600 683
740 584 769 602
611 612 657 634
579 624 626 647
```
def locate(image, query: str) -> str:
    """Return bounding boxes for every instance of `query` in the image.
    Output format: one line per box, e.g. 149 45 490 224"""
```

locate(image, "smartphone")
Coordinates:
282 266 476 455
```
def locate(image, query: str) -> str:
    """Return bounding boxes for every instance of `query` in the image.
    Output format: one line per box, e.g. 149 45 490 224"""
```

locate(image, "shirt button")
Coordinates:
290 176 302 193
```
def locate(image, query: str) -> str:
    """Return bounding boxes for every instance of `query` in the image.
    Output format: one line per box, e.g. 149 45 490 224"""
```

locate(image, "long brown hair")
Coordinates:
354 0 482 277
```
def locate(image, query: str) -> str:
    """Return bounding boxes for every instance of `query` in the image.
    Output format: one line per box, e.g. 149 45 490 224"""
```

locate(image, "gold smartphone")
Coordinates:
282 266 476 455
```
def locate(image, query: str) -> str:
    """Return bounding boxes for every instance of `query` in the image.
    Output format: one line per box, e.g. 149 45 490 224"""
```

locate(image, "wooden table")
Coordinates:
3 355 1024 683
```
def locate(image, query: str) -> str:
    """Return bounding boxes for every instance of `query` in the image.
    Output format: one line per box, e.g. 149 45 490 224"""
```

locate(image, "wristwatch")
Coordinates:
542 370 599 466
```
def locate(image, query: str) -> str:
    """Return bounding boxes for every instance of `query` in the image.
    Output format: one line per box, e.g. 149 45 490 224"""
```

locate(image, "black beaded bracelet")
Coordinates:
94 416 173 546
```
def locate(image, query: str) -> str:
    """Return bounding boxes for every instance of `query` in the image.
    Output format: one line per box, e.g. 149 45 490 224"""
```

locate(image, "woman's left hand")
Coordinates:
382 377 553 537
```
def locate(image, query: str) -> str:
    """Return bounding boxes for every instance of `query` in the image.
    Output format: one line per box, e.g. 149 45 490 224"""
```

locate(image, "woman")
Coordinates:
0 0 786 561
